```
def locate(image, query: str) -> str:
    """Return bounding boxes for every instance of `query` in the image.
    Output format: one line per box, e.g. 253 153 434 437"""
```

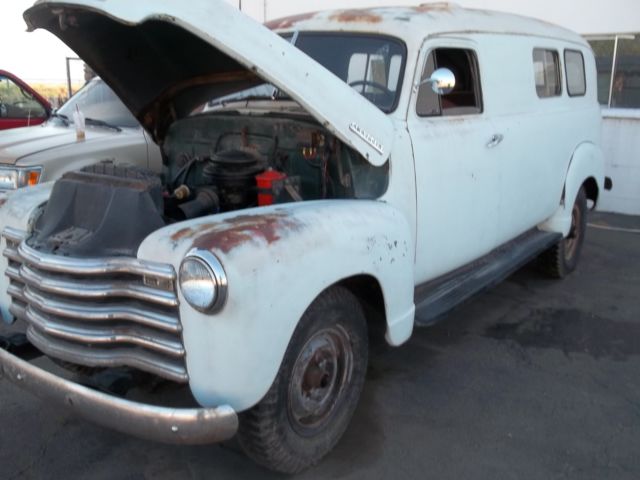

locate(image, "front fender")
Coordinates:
539 142 604 236
0 183 54 323
138 200 415 411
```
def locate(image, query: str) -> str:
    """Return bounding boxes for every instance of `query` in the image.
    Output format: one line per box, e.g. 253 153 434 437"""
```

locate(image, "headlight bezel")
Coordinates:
0 166 43 190
179 248 228 313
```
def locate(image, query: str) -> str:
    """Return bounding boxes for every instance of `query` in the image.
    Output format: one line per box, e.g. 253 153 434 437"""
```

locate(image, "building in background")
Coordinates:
240 0 639 215
587 34 640 215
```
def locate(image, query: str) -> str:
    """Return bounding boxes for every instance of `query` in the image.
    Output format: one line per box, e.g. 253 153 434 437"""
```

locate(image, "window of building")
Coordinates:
587 34 640 109
533 49 562 98
565 50 586 96
416 48 482 117
589 38 615 105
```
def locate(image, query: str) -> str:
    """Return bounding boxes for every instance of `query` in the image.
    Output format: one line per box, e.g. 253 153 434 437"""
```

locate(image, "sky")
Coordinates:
1 0 637 84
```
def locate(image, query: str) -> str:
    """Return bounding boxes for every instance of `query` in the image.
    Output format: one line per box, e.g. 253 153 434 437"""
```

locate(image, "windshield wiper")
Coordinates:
50 112 69 125
85 118 122 132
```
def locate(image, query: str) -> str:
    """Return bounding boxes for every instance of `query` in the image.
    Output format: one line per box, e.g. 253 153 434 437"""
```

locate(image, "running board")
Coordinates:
414 229 561 327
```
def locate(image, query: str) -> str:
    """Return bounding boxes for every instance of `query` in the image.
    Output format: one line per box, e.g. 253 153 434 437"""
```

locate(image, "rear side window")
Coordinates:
533 49 562 97
417 48 483 116
565 50 586 96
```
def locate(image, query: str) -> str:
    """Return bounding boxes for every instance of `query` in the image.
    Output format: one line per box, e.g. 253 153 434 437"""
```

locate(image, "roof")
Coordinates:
265 3 587 47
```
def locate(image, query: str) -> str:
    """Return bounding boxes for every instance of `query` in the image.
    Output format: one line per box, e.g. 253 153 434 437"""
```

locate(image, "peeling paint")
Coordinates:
329 10 383 24
171 212 304 254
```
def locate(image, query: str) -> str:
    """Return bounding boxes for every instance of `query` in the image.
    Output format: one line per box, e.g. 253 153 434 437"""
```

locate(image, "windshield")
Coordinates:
208 33 406 113
58 79 139 128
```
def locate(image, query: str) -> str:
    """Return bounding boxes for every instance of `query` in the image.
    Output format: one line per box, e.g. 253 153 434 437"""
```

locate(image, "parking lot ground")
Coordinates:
1 212 639 480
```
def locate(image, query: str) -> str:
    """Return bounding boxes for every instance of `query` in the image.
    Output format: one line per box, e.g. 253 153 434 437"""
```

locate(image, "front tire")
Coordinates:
539 186 588 278
238 286 368 474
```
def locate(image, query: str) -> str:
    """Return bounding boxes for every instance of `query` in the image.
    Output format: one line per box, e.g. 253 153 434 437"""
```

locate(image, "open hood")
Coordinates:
24 0 394 165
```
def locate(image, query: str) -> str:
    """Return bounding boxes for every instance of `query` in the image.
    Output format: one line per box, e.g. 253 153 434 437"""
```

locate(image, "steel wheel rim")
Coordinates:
565 201 582 261
288 325 353 435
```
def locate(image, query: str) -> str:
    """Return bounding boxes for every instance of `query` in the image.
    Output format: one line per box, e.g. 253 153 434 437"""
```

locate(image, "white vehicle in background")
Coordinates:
0 0 610 474
0 77 161 191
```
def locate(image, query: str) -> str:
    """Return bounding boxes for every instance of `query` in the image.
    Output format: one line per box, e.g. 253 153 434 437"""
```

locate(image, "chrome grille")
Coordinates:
2 227 187 383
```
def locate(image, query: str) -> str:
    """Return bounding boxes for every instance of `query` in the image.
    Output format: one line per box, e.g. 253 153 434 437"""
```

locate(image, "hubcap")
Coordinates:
288 325 353 435
564 201 581 261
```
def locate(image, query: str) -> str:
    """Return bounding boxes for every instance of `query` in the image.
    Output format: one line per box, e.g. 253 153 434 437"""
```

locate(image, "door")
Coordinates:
0 74 49 130
408 38 501 283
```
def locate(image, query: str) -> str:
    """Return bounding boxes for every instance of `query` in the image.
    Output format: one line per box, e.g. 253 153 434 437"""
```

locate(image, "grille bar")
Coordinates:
27 327 189 383
26 305 185 358
20 263 178 307
17 239 175 280
3 228 188 383
22 287 181 333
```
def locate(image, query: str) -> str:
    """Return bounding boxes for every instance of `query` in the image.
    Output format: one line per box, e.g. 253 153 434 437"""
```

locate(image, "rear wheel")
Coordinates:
539 186 588 278
238 286 368 474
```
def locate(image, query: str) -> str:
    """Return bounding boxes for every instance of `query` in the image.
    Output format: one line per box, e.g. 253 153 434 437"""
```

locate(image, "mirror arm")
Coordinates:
418 78 436 87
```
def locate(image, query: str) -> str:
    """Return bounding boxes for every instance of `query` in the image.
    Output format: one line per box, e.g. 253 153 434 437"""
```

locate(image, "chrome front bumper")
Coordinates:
0 347 238 444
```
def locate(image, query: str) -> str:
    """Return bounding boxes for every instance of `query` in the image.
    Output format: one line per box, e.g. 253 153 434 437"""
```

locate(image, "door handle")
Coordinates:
486 134 504 149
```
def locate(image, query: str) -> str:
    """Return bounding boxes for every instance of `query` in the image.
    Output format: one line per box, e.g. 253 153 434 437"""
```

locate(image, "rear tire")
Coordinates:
539 186 587 278
238 286 368 474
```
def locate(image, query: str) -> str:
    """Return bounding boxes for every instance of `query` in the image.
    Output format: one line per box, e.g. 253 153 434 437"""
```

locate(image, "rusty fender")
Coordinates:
138 200 415 412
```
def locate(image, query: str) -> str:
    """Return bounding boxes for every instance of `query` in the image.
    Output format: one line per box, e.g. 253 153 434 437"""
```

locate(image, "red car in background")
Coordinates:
0 70 51 130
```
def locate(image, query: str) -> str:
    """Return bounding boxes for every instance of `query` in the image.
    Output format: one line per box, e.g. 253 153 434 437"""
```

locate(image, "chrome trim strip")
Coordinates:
2 246 21 264
6 265 21 282
20 264 178 308
26 306 185 358
2 227 27 244
7 283 26 304
18 241 175 281
0 348 237 444
27 327 188 383
23 287 181 333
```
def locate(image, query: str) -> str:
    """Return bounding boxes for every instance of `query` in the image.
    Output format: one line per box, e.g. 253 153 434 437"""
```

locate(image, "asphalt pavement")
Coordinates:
1 212 639 479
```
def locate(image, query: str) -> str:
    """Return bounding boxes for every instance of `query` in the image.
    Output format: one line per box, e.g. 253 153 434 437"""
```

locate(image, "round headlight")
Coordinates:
179 249 227 313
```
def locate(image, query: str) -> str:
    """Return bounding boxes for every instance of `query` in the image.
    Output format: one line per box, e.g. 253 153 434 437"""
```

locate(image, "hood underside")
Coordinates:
24 0 394 165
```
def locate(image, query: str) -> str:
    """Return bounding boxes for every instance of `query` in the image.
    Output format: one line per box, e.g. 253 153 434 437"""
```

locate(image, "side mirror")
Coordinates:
420 68 456 95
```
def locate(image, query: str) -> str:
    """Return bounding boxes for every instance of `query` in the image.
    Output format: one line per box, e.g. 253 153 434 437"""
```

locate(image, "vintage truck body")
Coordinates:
0 0 607 473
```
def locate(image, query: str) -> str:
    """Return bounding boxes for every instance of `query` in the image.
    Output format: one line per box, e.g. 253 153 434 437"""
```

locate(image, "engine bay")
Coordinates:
29 113 389 257
162 112 389 219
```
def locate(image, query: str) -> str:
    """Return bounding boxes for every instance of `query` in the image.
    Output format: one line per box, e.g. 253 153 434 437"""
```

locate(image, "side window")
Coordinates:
533 49 562 98
565 50 586 96
0 76 46 119
416 48 482 117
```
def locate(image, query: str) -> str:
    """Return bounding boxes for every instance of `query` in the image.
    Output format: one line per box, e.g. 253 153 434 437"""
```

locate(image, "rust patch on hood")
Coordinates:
329 10 383 23
265 12 317 30
171 212 304 254
413 3 455 12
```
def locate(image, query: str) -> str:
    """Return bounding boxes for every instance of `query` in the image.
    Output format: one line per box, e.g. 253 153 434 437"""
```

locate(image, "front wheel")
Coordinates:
539 186 588 278
238 286 368 474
